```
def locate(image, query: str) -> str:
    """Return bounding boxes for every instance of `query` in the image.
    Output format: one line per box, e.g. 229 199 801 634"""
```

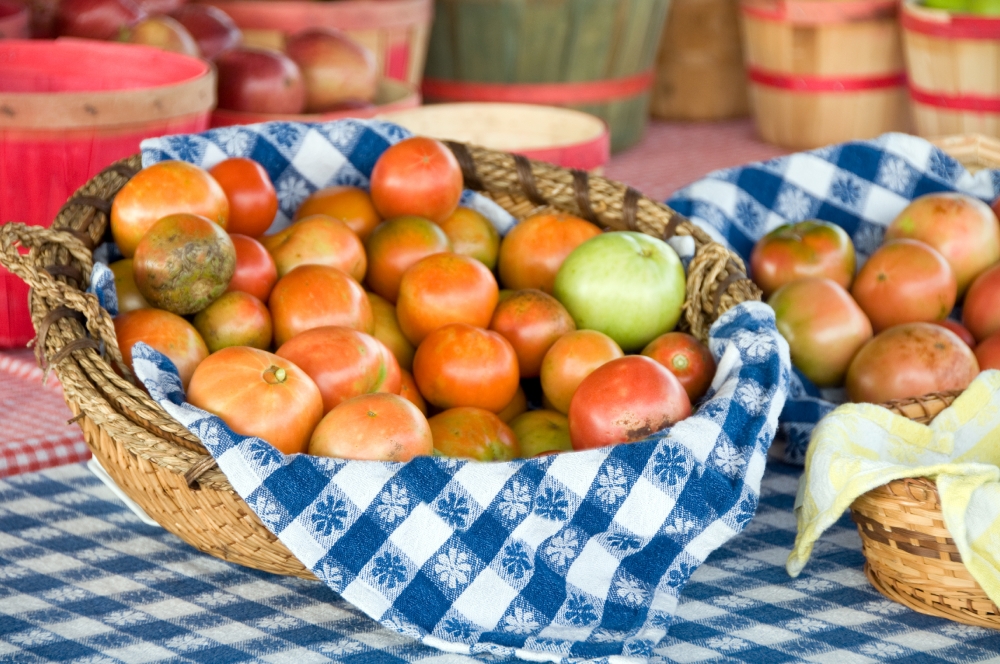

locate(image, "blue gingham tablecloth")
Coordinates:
2 463 999 664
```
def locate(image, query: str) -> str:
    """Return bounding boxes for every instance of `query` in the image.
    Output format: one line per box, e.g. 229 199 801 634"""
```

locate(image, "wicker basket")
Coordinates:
0 142 759 580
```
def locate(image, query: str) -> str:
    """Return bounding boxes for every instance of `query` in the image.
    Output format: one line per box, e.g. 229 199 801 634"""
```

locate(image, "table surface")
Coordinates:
2 462 998 664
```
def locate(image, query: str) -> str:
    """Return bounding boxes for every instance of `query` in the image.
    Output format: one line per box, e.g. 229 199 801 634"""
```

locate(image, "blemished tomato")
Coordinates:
370 137 463 223
268 265 374 346
398 369 427 415
568 356 691 450
887 192 1000 294
208 157 278 237
750 220 856 298
133 213 236 315
975 332 1000 370
489 290 576 378
438 207 501 270
769 278 873 387
365 216 451 303
496 385 527 423
114 308 209 389
851 239 957 333
413 323 519 412
109 259 150 313
187 347 323 455
641 332 716 402
309 393 432 461
193 291 272 352
497 213 602 293
428 407 520 461
111 160 229 258
261 215 367 281
295 186 381 241
935 320 976 348
226 234 278 302
846 323 979 403
963 263 1000 342
510 410 572 457
368 291 415 372
540 329 624 414
276 325 400 412
396 253 499 346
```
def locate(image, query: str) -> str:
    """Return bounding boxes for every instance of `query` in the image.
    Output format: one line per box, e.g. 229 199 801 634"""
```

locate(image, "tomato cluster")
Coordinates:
109 137 714 462
751 192 1000 403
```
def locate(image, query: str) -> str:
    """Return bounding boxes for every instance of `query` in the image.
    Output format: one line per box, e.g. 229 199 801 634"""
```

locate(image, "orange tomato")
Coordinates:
398 369 427 415
226 234 278 302
368 291 415 371
364 216 450 303
497 213 601 293
111 160 229 258
642 332 716 402
193 291 272 352
540 329 624 414
208 157 278 237
260 215 367 281
309 393 432 461
187 347 323 455
489 289 576 377
413 323 519 412
109 259 150 313
975 331 1000 370
438 207 500 270
268 265 374 346
428 407 520 461
396 253 499 346
295 186 381 241
370 137 463 223
113 308 209 389
496 385 527 423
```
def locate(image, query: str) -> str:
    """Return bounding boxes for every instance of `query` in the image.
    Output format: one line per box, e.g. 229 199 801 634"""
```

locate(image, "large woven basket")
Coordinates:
0 143 759 580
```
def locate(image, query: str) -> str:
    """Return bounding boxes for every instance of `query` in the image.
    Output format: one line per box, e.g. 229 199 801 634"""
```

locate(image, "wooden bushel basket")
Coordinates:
740 0 910 149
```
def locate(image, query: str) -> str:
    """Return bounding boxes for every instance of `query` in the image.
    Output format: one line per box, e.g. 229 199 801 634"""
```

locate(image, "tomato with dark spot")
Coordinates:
641 332 716 402
568 355 691 450
428 407 520 461
309 393 432 461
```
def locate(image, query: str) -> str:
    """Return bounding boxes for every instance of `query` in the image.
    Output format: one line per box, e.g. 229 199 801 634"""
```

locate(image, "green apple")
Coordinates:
553 231 685 352
924 0 970 11
968 0 1000 14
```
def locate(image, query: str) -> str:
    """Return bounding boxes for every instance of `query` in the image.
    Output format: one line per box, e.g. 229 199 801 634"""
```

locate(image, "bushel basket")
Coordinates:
0 120 789 660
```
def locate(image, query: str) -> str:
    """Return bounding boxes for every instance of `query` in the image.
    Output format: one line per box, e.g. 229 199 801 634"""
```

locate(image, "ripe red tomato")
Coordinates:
413 323 519 413
111 160 229 258
187 347 324 455
193 291 272 352
641 332 716 402
398 369 427 415
963 262 1000 342
975 332 1000 370
846 323 979 403
370 137 463 223
428 407 520 461
568 356 691 450
396 253 499 346
489 289 576 378
438 207 501 270
268 265 374 346
276 326 400 412
934 320 976 348
851 239 957 333
227 234 278 302
769 278 873 387
208 157 278 237
510 410 572 457
309 393 432 461
364 216 450 303
114 308 209 389
295 186 382 242
261 215 367 281
109 259 150 313
750 220 856 298
540 329 624 414
497 213 602 293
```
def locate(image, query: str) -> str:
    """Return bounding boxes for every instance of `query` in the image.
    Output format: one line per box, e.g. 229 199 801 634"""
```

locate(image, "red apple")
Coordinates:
170 4 241 61
215 47 306 115
134 0 184 15
285 28 377 113
124 16 199 56
55 0 145 40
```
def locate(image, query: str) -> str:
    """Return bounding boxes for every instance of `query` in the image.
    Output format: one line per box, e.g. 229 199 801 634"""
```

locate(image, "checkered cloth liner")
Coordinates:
666 133 1000 466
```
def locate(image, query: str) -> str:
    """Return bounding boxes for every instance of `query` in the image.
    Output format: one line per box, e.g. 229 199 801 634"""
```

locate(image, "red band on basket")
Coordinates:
747 67 907 92
901 6 1000 39
741 0 897 24
909 84 1000 112
421 71 655 105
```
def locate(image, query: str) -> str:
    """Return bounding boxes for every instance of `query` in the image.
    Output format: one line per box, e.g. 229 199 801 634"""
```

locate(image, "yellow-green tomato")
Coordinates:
510 410 572 458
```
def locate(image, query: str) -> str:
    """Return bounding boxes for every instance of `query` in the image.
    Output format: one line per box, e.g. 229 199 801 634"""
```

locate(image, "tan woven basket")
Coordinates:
0 142 760 580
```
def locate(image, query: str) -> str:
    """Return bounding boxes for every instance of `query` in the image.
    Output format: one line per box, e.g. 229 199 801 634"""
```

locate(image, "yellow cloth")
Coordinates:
787 371 1000 605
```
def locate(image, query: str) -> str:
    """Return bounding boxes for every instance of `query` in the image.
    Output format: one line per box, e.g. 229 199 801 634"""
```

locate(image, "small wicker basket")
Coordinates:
0 141 759 580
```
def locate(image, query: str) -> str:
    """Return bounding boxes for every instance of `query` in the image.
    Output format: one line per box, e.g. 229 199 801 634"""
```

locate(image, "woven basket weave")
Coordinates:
0 142 759 580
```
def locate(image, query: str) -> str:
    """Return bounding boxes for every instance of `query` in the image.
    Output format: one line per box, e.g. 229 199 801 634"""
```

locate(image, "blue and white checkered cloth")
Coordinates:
86 120 795 662
666 133 1000 466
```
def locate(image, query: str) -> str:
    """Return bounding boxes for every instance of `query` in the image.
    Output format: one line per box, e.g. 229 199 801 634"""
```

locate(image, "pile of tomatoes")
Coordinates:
107 137 712 463
752 193 1000 404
